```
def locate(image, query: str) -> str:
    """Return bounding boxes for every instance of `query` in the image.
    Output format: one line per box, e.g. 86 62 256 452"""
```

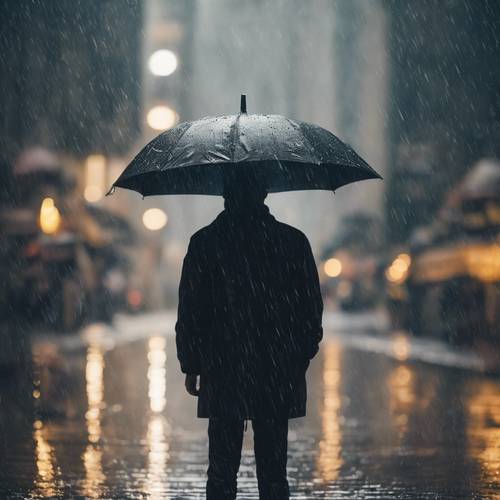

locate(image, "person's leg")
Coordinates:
206 418 244 500
252 419 290 500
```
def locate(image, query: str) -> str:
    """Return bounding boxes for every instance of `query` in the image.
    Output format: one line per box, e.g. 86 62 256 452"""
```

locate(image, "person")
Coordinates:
175 171 323 500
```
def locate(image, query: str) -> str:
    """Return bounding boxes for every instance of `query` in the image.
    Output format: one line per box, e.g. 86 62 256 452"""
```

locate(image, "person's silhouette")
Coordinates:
176 173 323 500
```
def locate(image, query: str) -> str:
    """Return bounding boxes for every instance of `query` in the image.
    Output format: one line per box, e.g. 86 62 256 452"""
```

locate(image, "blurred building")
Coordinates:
137 0 391 304
0 0 142 162
188 0 389 250
2 0 499 313
386 0 500 244
137 0 198 307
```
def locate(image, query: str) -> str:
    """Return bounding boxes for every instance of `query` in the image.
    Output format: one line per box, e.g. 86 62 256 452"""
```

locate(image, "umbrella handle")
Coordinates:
240 94 247 114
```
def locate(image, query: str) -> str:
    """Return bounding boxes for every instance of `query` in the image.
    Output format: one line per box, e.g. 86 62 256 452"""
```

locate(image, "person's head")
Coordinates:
222 169 267 208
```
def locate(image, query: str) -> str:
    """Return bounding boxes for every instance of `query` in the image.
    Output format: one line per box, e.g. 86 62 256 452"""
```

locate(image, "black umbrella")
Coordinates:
107 95 381 197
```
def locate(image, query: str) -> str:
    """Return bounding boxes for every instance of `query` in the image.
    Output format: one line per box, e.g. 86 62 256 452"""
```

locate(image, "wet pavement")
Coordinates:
1 311 500 499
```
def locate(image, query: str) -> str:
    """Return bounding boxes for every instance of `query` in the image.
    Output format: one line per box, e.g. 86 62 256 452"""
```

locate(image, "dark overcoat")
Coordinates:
175 204 323 419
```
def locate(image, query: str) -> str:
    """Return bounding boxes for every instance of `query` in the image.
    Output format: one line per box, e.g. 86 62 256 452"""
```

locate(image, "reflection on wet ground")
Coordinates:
1 317 500 499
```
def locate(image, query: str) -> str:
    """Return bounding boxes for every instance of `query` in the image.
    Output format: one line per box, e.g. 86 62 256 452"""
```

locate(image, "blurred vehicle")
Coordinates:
387 159 500 345
320 213 385 311
83 204 138 318
0 149 82 330
0 148 135 331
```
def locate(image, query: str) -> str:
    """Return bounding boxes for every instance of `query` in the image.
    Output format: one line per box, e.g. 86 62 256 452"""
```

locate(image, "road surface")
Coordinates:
1 311 499 499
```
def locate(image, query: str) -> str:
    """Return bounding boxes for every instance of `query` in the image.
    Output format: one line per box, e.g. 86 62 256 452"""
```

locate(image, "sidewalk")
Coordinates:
31 309 498 375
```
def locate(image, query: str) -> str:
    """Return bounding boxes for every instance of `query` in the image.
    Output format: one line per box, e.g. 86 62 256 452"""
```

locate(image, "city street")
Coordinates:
2 1 500 499
1 311 499 499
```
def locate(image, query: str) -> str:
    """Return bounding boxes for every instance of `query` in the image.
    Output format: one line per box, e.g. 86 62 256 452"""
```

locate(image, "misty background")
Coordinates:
1 0 499 309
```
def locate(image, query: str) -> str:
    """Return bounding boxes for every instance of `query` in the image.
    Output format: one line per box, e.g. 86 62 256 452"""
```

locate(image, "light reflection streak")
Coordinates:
147 415 170 499
148 336 167 413
86 343 104 443
467 381 500 485
33 420 60 497
392 333 410 361
83 446 105 498
146 335 170 498
316 341 343 483
388 364 416 438
83 339 105 498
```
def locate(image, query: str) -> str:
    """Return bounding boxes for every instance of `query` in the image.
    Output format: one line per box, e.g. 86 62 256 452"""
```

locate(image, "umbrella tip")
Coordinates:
240 94 247 114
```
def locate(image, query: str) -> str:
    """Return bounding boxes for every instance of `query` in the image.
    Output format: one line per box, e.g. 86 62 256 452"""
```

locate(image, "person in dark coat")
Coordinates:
176 173 323 500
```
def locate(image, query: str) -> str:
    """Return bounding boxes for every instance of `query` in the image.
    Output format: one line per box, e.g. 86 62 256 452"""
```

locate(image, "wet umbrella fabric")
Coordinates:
109 97 381 196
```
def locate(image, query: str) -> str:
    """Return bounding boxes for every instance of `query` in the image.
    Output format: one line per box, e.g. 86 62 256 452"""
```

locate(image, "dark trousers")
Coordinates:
206 418 290 500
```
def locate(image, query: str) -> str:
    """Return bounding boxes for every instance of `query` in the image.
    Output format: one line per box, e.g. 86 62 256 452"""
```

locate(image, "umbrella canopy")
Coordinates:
109 95 381 196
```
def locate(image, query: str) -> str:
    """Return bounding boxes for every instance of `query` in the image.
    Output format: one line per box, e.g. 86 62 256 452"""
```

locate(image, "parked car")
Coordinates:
0 148 135 331
320 213 385 311
386 159 500 345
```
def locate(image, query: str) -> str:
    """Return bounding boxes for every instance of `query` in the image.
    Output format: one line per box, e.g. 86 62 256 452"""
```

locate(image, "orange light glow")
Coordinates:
39 197 62 235
386 253 411 284
324 258 342 278
316 341 343 483
148 336 167 413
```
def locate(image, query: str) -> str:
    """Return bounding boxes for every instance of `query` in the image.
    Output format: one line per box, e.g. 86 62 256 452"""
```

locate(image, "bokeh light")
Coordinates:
148 49 178 76
39 197 61 235
143 208 168 231
146 105 178 130
386 253 411 283
324 258 342 278
84 154 106 203
84 186 103 203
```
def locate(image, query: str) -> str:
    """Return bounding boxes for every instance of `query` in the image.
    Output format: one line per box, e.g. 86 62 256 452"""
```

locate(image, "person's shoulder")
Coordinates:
273 219 309 245
188 216 220 245
189 225 211 243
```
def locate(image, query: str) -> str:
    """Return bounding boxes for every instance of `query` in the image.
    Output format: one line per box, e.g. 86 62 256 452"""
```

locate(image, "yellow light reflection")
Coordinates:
33 420 60 497
316 341 343 483
83 446 105 498
148 336 167 413
83 341 105 498
393 333 410 361
146 415 170 499
39 197 62 235
467 381 500 485
86 344 104 443
388 365 416 438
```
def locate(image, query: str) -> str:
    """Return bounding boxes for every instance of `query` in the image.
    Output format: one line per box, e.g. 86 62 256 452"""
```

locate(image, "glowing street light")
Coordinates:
39 197 61 235
84 154 106 203
386 253 411 284
84 186 103 203
146 105 178 131
324 258 342 278
143 208 168 231
148 49 178 77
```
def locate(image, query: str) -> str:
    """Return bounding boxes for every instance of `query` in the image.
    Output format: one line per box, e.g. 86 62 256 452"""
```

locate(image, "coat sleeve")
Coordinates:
175 236 206 375
299 235 324 360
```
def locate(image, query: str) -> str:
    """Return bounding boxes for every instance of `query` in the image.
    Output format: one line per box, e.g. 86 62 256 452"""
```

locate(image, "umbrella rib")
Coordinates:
160 121 193 170
286 118 317 164
229 113 241 163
